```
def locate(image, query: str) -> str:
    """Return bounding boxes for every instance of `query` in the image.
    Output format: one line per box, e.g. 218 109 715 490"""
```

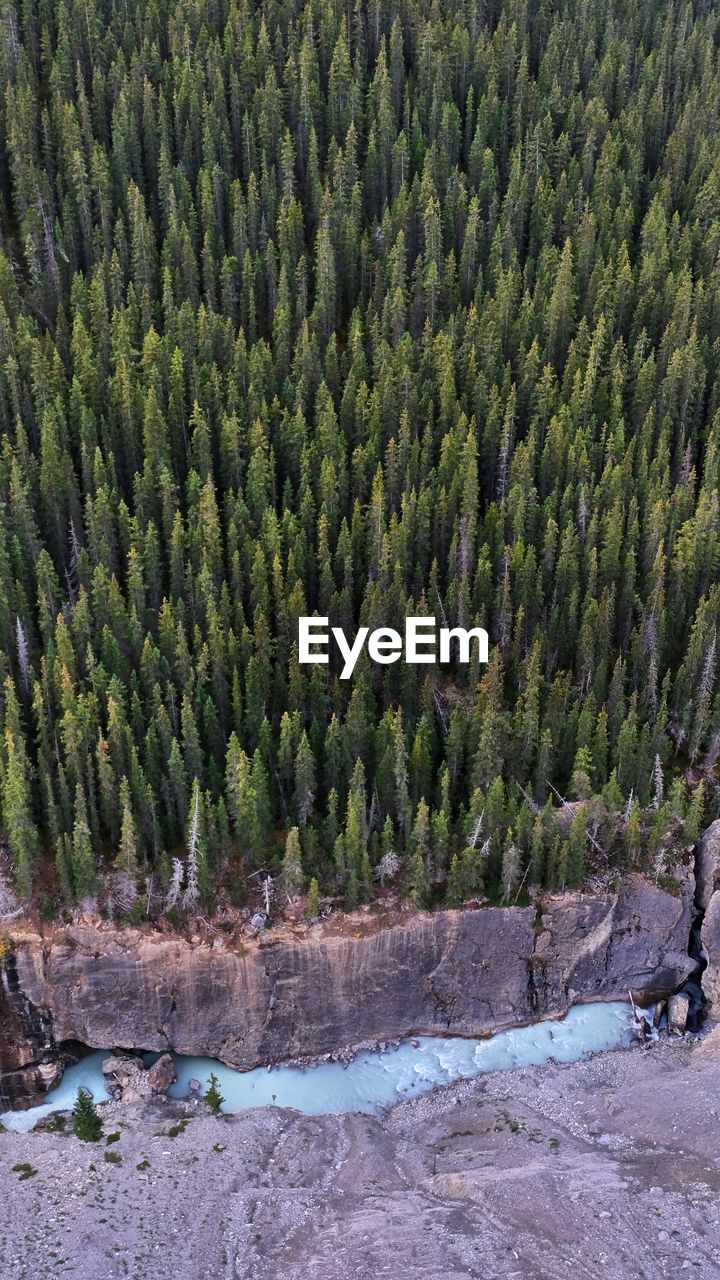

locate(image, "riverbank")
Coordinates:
1 1032 719 1279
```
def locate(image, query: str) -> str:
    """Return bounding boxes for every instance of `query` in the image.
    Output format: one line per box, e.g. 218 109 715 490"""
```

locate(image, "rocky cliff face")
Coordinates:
696 819 720 1011
0 952 64 1108
0 865 697 1110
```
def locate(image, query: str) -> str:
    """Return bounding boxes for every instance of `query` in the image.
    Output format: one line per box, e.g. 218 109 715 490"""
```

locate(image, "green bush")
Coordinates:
38 894 55 923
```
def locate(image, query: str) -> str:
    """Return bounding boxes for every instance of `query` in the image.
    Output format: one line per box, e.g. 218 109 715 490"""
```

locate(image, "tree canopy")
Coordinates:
0 0 718 918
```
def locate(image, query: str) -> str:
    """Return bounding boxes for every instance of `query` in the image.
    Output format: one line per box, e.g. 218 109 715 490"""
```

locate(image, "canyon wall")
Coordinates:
0 866 697 1110
696 819 720 1011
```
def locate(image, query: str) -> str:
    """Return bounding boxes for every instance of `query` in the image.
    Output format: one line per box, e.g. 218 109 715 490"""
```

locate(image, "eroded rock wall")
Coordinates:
696 819 720 1011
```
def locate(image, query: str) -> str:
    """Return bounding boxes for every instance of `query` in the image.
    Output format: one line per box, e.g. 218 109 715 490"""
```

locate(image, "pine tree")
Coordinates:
407 845 430 908
293 732 316 828
165 858 184 911
2 730 39 900
282 827 305 898
685 783 706 846
623 800 643 865
204 1072 224 1116
305 877 320 918
445 854 465 908
73 1088 102 1141
566 809 587 888
182 782 203 913
70 784 97 901
116 795 138 878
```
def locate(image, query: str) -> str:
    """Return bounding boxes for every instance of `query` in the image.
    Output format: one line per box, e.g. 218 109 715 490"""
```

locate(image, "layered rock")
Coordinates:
0 864 697 1110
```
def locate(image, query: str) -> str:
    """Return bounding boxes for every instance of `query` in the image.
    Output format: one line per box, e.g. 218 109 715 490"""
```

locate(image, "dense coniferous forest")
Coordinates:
0 0 719 923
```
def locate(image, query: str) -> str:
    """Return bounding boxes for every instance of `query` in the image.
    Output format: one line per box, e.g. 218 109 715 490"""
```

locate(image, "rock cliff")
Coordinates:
0 864 697 1110
0 951 66 1107
696 819 720 1011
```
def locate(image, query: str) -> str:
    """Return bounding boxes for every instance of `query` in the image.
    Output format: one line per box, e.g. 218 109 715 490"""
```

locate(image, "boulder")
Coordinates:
653 1000 667 1029
147 1052 176 1094
121 1087 141 1104
102 1053 141 1078
668 993 690 1036
0 1059 64 1110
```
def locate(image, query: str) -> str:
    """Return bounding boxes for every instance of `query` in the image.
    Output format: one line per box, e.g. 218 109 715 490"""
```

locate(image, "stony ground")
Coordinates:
1 1033 720 1280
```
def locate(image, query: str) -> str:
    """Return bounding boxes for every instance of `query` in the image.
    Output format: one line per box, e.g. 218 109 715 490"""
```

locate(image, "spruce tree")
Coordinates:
305 877 320 919
73 1089 102 1142
204 1073 224 1116
282 827 305 899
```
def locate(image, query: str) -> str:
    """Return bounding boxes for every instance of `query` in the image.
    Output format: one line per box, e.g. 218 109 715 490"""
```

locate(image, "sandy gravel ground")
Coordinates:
1 1034 720 1280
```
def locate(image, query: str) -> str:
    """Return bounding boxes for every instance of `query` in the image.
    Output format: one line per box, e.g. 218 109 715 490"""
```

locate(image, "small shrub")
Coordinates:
227 873 246 909
167 1119 189 1138
12 1163 37 1181
127 900 145 925
103 1151 122 1164
42 1114 66 1133
38 894 56 923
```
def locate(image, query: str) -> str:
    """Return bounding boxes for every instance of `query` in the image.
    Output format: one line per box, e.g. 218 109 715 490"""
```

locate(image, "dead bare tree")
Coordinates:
15 617 30 694
182 792 201 913
165 858 184 911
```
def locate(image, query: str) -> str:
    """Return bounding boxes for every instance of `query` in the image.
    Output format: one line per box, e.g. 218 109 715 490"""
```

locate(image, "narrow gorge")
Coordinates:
5 822 719 1112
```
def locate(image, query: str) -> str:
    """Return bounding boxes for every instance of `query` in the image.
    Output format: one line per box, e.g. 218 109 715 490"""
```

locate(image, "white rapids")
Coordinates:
1 1001 643 1133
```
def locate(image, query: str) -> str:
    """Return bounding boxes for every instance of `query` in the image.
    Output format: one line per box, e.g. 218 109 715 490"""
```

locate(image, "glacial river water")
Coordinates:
2 1000 643 1133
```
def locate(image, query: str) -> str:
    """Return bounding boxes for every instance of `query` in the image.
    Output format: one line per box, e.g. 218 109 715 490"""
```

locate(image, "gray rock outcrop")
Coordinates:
147 1053 176 1094
667 992 691 1035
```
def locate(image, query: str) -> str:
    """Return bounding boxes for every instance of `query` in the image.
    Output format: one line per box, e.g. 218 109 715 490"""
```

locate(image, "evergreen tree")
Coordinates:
305 877 320 919
204 1072 224 1116
282 827 305 898
73 1088 102 1141
407 845 430 908
2 730 39 900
